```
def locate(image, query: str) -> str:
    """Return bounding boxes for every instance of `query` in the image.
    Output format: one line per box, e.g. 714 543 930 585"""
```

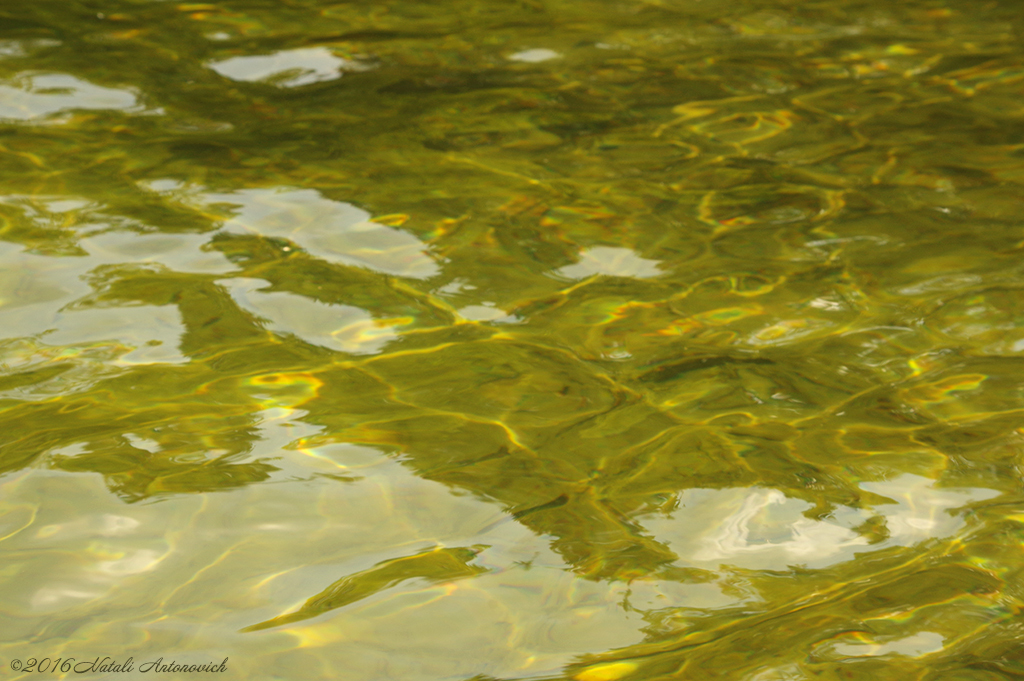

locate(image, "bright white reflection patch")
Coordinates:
207 47 372 87
223 277 403 354
645 474 999 571
44 305 189 365
30 586 106 611
0 73 140 121
201 187 439 279
833 631 945 658
81 231 236 275
0 39 60 59
508 48 561 63
457 304 518 323
555 246 663 279
857 474 1000 544
94 549 164 576
691 488 867 569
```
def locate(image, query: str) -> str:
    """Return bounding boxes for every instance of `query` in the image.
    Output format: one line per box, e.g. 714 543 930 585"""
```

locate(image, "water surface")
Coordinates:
2 1 1024 680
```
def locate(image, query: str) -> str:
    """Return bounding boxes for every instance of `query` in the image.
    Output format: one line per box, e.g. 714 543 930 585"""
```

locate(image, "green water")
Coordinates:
1 0 1024 679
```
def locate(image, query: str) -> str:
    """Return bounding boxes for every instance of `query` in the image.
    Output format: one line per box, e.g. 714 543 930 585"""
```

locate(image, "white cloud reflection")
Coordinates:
508 48 561 63
555 246 664 279
207 47 372 88
0 73 141 121
223 277 403 355
645 474 999 571
200 187 439 279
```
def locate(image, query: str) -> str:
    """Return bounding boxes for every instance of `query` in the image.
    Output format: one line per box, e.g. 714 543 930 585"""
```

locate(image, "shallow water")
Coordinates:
2 1 1024 679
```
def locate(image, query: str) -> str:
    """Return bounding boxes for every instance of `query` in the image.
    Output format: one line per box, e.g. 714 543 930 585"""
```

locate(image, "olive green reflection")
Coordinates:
1 0 1024 680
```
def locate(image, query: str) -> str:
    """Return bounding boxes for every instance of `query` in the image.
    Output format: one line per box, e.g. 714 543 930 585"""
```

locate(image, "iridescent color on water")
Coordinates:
2 1 1024 680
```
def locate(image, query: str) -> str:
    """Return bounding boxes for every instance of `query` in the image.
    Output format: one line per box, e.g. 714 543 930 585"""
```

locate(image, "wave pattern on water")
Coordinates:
1 1 1024 680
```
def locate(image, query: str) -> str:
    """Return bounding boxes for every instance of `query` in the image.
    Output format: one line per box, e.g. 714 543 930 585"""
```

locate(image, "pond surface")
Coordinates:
2 1 1024 680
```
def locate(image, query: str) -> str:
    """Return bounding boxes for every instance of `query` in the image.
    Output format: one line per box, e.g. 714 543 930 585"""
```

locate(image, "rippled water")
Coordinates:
2 1 1024 680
